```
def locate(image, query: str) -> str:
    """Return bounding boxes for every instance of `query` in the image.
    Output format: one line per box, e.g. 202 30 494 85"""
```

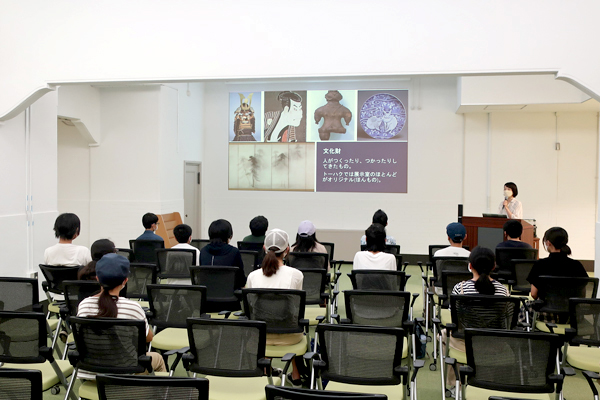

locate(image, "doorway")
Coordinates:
184 162 201 236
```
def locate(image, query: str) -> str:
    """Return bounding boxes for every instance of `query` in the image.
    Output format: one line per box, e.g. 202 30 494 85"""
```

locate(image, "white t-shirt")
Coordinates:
171 243 200 265
164 243 200 285
76 296 149 379
246 265 303 289
434 246 471 258
352 251 397 271
44 243 92 266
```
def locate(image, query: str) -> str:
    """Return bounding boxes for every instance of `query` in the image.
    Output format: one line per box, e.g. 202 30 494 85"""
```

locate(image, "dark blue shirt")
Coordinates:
496 240 532 249
136 230 164 242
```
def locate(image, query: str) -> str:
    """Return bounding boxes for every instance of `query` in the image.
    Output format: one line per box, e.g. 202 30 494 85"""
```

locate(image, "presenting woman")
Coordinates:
498 182 523 219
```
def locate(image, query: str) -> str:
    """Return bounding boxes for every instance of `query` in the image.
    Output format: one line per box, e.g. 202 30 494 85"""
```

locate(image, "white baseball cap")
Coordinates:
264 229 289 253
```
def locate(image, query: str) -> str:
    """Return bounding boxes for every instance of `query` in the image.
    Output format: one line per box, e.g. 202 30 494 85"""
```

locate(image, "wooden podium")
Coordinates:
461 217 536 250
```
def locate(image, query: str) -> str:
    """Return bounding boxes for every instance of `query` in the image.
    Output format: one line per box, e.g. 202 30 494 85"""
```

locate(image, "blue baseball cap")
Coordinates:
446 223 466 241
96 253 130 287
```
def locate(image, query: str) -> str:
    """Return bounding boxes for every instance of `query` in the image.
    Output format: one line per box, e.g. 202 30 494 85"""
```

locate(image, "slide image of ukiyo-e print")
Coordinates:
263 90 307 143
306 90 358 142
357 90 408 141
229 143 315 191
229 92 262 142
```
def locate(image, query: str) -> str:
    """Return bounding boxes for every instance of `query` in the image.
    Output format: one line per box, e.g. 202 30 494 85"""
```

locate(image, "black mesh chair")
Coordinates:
297 268 330 326
510 259 536 296
65 317 151 400
0 368 43 400
129 240 165 264
241 288 311 359
240 250 260 276
360 244 401 255
0 311 74 399
287 252 329 270
183 318 280 398
97 374 209 400
495 248 538 282
532 276 599 333
126 263 157 302
190 239 210 252
0 277 42 313
265 384 388 400
313 324 423 400
455 328 564 400
348 270 408 291
115 248 135 262
155 249 196 282
189 266 241 314
147 284 207 373
320 242 335 262
561 298 600 376
38 264 80 358
60 280 102 355
238 241 266 269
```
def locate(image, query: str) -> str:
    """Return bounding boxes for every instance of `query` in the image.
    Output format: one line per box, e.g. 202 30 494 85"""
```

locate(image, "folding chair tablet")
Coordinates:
129 240 164 264
183 318 281 400
190 266 241 314
265 384 388 400
190 239 210 252
455 328 564 400
348 270 408 291
65 317 151 400
0 311 74 399
155 248 197 283
562 298 600 374
0 368 43 400
97 374 209 400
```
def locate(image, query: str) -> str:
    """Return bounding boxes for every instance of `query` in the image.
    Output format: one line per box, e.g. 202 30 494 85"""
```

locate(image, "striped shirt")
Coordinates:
451 279 509 296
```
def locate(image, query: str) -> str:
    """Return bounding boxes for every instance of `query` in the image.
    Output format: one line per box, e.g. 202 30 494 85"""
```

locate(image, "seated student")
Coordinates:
164 223 200 285
44 213 92 266
78 239 117 280
199 219 246 289
442 246 509 395
353 224 397 271
242 215 268 243
360 209 396 246
246 229 304 386
434 222 470 258
135 213 164 242
76 253 166 378
290 220 330 271
496 220 532 249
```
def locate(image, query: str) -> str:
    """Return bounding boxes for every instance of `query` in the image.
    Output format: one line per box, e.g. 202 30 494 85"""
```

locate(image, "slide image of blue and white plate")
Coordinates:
359 93 406 139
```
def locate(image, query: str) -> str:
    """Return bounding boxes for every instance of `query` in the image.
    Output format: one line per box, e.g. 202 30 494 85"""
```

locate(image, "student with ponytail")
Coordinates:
451 246 508 296
76 253 166 379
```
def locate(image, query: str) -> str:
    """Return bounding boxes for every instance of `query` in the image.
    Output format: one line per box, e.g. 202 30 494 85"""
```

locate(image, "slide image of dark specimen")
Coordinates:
313 90 353 140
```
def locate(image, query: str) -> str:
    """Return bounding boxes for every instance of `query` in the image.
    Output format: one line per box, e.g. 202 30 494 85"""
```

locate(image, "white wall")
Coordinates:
202 77 599 260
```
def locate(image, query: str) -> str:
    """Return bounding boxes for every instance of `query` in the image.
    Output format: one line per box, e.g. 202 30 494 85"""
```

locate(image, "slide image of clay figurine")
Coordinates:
313 90 353 140
359 92 407 140
233 93 256 141
264 91 304 142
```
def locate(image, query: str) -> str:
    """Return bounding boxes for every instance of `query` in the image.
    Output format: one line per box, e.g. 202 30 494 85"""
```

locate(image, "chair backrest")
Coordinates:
126 263 157 300
38 264 80 295
0 311 48 364
62 280 101 317
511 259 536 294
287 252 329 270
190 266 238 302
0 368 43 400
265 385 388 400
190 239 210 252
495 247 538 277
97 374 209 400
296 268 329 305
536 276 599 315
440 271 474 298
0 277 40 312
129 240 165 264
464 328 561 394
240 250 260 277
344 290 410 328
116 248 135 262
450 295 520 339
431 256 469 287
360 244 401 255
147 284 206 328
320 242 335 262
242 289 306 334
569 298 600 346
186 318 267 378
317 324 405 386
155 249 196 279
428 245 447 263
69 316 147 374
349 270 407 291
237 241 264 252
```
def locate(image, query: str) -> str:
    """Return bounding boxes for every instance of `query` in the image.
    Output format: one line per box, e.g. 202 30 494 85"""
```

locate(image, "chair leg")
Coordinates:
439 331 446 400
62 367 78 400
51 317 64 359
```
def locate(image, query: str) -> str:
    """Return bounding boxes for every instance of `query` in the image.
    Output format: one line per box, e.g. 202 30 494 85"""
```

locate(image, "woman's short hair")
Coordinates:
365 223 387 252
504 182 518 197
53 213 81 240
208 219 233 243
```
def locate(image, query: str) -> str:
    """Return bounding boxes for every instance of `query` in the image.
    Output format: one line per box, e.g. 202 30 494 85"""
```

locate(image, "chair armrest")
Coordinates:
402 262 409 272
67 350 80 367
182 353 195 370
59 306 69 320
545 323 557 334
163 347 189 357
417 261 423 273
331 314 340 324
403 320 415 334
531 299 545 311
218 310 232 319
234 290 242 300
446 323 457 333
340 318 351 324
316 316 326 324
39 346 55 363
138 354 153 373
583 371 600 397
549 373 564 393
145 310 154 319
411 360 425 382
562 367 575 376
41 281 49 292
458 364 473 385
299 319 310 331
564 327 577 342
233 311 246 319
394 365 410 385
410 293 420 307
